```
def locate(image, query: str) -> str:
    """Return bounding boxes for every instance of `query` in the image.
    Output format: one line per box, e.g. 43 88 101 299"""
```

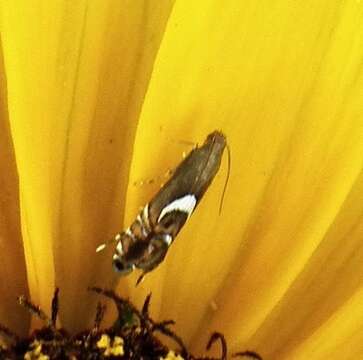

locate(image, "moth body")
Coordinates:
112 131 227 278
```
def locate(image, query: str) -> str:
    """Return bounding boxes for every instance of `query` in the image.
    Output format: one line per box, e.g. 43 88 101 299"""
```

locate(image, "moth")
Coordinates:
97 131 227 283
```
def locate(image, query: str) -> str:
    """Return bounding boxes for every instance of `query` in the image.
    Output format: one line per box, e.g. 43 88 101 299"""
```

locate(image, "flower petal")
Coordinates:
120 0 363 356
290 282 363 359
251 171 363 359
0 44 30 335
1 1 175 331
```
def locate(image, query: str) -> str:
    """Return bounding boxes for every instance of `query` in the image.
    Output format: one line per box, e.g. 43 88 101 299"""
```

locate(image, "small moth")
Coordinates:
98 131 227 283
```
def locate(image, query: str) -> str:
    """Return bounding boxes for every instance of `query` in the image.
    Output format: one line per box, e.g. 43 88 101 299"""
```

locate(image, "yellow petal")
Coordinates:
1 2 66 322
255 171 363 358
1 0 175 331
120 0 363 357
1 1 362 358
0 40 30 336
290 285 363 359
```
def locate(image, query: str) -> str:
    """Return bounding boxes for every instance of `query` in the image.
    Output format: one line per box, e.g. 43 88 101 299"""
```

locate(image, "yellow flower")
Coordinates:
0 1 363 359
97 334 124 357
24 340 49 360
161 350 184 360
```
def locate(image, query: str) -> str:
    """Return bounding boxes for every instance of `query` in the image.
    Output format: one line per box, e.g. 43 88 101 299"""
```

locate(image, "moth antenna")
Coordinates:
153 135 198 150
133 170 173 188
218 143 231 215
176 139 198 148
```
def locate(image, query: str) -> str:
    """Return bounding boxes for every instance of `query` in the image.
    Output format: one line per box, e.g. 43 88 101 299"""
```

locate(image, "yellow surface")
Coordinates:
0 1 363 358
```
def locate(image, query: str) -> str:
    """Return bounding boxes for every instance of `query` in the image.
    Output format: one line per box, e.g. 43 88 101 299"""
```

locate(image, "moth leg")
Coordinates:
132 168 174 187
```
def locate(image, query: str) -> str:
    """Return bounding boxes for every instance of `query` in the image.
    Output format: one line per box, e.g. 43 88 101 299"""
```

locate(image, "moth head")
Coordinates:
112 254 135 275
112 231 147 276
112 232 171 281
